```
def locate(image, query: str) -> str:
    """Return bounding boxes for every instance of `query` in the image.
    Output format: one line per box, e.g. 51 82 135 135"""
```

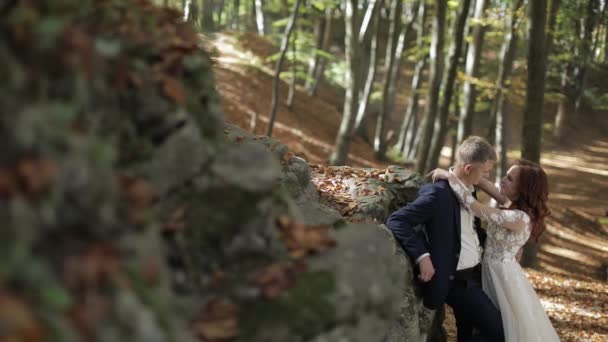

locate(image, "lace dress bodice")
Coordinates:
446 174 531 262
483 211 530 262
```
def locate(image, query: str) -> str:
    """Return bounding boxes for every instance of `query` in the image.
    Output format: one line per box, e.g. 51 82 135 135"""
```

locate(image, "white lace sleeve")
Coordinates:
447 174 529 232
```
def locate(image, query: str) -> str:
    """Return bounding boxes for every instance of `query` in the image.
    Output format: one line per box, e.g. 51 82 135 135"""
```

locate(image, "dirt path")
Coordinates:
210 33 608 341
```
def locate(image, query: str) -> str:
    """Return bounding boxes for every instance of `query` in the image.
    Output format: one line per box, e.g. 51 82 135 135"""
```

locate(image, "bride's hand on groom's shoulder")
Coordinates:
427 168 449 183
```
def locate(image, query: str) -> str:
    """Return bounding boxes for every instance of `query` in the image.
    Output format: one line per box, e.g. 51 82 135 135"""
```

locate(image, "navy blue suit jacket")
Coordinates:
385 179 485 309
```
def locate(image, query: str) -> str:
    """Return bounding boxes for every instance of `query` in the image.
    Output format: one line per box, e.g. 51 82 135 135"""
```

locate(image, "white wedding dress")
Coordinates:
448 177 560 342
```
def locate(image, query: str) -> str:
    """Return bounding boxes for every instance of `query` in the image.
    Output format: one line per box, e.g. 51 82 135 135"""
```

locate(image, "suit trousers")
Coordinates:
445 265 504 342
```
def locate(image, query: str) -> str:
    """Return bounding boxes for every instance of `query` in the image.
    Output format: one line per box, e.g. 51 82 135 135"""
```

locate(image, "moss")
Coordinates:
239 270 337 341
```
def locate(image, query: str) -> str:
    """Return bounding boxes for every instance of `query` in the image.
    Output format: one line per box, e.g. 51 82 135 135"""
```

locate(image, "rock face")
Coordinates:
0 1 441 341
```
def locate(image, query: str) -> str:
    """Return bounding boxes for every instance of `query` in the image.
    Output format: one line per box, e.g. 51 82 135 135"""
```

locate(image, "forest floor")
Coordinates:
207 32 608 341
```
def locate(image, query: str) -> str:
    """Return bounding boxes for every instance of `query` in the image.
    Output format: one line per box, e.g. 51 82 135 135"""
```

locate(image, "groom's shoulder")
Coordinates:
419 180 451 196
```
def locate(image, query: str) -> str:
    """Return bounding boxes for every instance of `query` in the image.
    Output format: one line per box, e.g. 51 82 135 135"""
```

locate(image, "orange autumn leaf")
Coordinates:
117 174 157 225
0 293 46 342
196 299 238 341
15 158 59 195
0 168 19 198
277 216 336 259
162 76 186 105
252 262 307 299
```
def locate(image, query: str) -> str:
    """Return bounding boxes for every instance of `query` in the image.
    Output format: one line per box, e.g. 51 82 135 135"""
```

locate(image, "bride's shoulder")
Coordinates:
504 209 531 224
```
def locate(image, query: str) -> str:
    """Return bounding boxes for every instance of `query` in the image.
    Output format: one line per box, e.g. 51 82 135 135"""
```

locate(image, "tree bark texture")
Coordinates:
267 0 302 137
425 0 472 174
416 0 446 174
457 0 489 144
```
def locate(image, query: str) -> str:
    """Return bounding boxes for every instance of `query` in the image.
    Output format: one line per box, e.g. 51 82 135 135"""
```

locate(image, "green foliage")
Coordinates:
387 145 410 164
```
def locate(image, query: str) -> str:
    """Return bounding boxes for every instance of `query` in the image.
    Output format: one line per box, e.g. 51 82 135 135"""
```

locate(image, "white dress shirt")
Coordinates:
449 169 482 270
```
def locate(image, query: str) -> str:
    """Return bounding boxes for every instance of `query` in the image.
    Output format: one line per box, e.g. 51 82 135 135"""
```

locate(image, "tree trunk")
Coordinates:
397 58 426 155
287 28 297 109
494 0 524 183
416 0 446 174
592 1 606 62
267 0 302 137
201 0 214 31
545 0 561 60
384 0 402 72
307 7 334 96
184 0 199 24
232 0 240 30
605 17 608 63
374 0 403 159
217 0 225 26
397 0 427 157
520 0 548 268
554 66 574 139
573 0 600 115
374 0 419 160
425 0 471 174
329 0 360 165
554 0 599 139
354 4 381 133
255 0 265 35
457 0 489 144
305 15 325 95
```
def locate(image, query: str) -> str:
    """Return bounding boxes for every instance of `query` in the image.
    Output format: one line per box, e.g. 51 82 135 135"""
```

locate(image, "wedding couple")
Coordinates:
386 136 560 341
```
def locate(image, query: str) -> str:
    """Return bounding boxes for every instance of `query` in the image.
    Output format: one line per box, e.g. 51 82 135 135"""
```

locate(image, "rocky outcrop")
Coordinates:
0 1 441 341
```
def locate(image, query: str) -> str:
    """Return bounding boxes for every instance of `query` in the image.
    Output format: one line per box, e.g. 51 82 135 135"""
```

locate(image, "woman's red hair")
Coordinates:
509 159 550 243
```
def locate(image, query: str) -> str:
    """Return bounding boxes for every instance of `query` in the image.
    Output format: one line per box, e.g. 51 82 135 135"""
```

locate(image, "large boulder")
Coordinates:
0 0 441 341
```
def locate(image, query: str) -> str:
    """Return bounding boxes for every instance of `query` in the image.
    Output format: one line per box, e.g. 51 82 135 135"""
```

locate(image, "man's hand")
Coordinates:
418 256 435 282
427 168 450 183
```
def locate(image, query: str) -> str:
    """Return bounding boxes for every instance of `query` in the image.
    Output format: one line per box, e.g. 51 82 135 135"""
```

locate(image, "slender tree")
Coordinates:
397 0 427 158
416 0 447 174
307 7 334 96
375 0 419 159
267 0 302 137
554 0 599 139
232 0 240 30
374 0 403 159
425 0 472 174
545 0 562 61
493 0 524 183
521 0 548 268
354 1 381 133
287 27 298 109
329 0 360 165
457 0 489 144
184 0 199 24
305 13 325 95
573 0 600 113
255 0 265 35
201 0 214 30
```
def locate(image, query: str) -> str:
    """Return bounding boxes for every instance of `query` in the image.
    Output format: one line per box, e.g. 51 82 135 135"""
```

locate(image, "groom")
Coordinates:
386 136 504 342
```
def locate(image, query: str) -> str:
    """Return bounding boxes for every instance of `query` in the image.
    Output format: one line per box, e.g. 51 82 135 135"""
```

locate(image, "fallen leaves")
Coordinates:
0 158 59 199
277 216 336 259
0 293 46 342
252 262 307 299
61 242 124 291
195 298 239 341
117 174 157 225
309 163 397 218
161 76 186 105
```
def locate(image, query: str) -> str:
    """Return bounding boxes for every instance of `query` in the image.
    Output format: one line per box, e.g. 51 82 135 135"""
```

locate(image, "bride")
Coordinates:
431 159 560 341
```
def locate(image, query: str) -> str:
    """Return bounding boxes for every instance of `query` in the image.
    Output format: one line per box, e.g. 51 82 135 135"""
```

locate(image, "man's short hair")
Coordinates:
456 136 497 164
